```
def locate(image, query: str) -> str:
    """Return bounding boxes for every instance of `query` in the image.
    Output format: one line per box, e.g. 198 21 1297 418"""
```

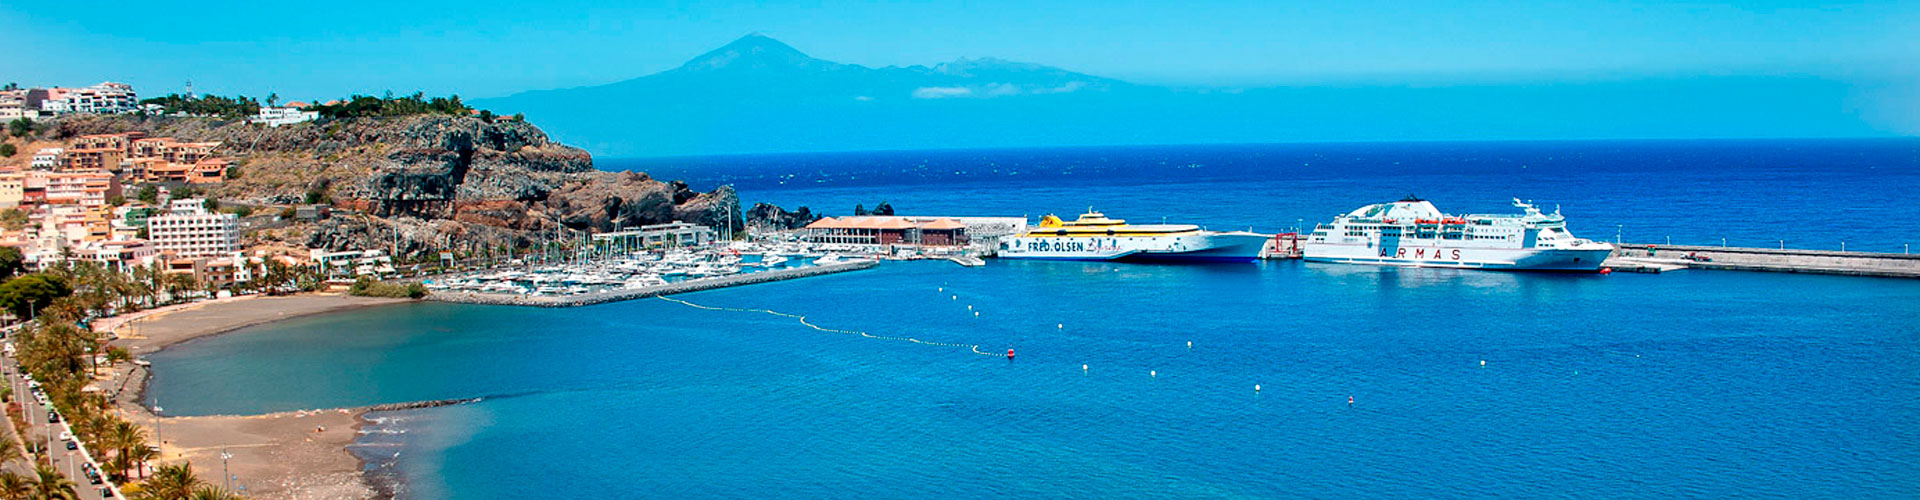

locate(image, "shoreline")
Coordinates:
109 294 414 356
106 294 417 500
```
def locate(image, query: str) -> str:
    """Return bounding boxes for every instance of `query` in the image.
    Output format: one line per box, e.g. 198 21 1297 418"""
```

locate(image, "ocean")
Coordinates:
146 139 1920 499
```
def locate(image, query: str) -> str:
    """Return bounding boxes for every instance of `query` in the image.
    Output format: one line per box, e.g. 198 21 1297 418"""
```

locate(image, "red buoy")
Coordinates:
1006 348 1016 360
1348 395 1355 405
1600 268 1613 275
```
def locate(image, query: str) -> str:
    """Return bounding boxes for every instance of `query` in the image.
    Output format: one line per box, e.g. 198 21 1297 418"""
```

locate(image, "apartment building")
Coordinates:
29 148 62 170
40 171 122 208
148 199 238 257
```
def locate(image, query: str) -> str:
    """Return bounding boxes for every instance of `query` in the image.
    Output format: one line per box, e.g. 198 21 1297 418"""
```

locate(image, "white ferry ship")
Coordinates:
998 210 1269 262
1303 197 1615 271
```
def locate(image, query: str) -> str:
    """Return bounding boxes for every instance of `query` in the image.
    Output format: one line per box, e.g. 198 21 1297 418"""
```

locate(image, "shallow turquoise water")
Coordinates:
149 261 1920 499
150 140 1920 498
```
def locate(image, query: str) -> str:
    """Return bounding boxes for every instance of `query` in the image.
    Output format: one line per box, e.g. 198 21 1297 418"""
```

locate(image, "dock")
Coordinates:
1609 244 1920 279
427 260 879 307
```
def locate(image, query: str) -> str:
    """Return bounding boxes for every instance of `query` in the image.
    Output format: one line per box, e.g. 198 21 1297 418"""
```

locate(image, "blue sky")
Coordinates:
3 1 1916 135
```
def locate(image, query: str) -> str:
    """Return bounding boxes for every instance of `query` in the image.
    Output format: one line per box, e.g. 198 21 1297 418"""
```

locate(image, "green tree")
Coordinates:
0 209 23 231
228 205 252 217
0 246 21 280
0 274 71 319
0 143 15 158
0 470 29 500
31 464 73 500
136 185 159 204
188 486 242 500
139 463 201 500
266 92 278 107
5 118 30 138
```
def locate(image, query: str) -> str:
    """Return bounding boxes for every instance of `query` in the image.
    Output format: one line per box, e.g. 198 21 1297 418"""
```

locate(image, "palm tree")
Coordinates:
187 486 240 500
123 445 157 480
0 471 30 500
107 420 146 479
138 463 199 500
31 464 74 500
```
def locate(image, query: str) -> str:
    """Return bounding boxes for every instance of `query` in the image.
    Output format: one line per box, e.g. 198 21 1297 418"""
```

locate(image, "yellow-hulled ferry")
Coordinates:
997 210 1269 262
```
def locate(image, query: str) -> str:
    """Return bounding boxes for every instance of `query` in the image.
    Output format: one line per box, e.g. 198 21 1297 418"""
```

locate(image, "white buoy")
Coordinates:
1480 360 1486 367
1150 370 1157 378
1186 341 1192 349
1058 323 1063 329
951 295 957 300
967 305 973 310
938 287 944 292
1082 364 1089 372
1254 384 1261 392
974 311 980 317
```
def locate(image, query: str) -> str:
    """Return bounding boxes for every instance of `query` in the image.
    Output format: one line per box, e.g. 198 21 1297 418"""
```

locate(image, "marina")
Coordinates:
427 259 878 307
408 198 1918 309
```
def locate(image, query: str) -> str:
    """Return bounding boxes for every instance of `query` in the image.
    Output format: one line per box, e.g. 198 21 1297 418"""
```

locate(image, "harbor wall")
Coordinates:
1613 244 1920 279
427 260 879 307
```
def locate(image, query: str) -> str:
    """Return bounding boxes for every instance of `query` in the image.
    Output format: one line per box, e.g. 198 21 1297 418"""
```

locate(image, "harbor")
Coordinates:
1606 243 1920 278
427 259 878 307
404 203 1917 309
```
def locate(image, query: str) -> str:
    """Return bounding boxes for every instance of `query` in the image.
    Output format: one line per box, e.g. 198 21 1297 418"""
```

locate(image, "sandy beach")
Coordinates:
104 294 410 355
104 294 412 500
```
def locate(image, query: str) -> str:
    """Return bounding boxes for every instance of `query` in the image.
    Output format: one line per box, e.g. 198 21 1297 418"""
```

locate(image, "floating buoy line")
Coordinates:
657 296 1001 357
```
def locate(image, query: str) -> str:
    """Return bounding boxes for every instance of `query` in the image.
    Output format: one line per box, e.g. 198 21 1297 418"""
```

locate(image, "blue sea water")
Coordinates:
146 140 1920 499
612 138 1920 252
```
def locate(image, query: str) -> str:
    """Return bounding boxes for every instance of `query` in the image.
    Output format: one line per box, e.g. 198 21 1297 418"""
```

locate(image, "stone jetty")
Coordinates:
1609 244 1920 279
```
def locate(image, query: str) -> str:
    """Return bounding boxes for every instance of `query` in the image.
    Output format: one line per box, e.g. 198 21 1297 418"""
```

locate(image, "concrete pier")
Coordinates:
1610 244 1920 279
427 260 879 307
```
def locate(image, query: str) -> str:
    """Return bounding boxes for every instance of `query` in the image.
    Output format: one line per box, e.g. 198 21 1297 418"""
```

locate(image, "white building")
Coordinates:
310 248 394 278
56 82 138 114
249 106 318 127
29 148 62 170
148 199 239 258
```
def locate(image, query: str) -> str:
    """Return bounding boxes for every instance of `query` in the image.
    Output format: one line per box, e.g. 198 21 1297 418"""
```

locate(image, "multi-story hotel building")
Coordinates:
148 199 239 258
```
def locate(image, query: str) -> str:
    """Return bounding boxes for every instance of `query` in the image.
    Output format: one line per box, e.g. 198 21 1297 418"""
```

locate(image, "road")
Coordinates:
2 336 120 500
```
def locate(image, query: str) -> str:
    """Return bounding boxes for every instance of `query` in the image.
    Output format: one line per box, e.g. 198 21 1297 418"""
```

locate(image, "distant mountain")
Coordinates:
476 35 1894 158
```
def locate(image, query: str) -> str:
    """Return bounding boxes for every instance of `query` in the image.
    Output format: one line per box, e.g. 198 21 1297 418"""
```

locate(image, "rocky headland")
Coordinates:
42 114 745 258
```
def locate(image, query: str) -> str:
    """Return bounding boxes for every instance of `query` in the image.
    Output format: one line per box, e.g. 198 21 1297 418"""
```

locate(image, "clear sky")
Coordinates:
3 1 1916 130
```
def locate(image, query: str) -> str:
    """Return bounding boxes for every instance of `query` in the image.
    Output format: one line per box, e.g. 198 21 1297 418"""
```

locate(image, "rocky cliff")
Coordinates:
46 114 740 258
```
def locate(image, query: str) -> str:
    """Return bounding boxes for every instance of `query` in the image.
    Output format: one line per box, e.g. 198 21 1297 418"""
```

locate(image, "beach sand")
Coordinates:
104 294 409 355
104 294 412 500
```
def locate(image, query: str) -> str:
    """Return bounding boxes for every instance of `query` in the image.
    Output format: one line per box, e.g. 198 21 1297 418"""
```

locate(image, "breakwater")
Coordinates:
426 260 879 307
1611 244 1920 279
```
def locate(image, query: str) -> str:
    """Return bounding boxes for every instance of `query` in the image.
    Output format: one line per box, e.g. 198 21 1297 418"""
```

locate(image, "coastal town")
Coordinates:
0 80 784 499
0 77 1914 500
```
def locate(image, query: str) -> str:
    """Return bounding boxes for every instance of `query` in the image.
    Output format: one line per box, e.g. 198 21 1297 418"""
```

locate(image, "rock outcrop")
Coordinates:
48 114 738 259
745 202 820 231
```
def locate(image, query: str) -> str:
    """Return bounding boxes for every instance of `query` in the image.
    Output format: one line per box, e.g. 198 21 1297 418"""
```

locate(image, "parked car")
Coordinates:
46 412 59 423
64 440 76 450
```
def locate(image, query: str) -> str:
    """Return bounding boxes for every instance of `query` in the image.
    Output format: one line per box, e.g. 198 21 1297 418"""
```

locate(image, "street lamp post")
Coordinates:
221 448 233 490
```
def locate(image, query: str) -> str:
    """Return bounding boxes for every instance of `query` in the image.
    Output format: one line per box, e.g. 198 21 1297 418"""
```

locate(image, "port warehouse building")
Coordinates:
802 216 1026 247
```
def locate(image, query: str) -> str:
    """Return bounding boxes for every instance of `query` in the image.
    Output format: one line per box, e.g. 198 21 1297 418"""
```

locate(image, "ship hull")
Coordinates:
1303 243 1613 271
999 231 1269 262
